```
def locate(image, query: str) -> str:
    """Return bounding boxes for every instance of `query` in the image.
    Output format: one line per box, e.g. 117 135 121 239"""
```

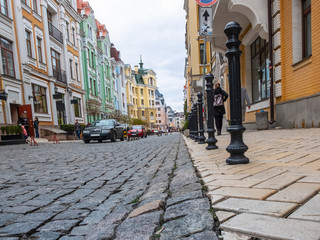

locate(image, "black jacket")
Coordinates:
213 87 228 116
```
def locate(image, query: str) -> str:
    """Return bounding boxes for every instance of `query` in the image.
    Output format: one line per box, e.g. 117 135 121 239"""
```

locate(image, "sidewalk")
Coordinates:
184 128 320 240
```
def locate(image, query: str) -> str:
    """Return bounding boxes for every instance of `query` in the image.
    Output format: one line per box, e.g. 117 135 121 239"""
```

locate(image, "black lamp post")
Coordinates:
205 74 218 150
187 114 191 138
224 22 249 164
197 92 206 144
193 102 199 142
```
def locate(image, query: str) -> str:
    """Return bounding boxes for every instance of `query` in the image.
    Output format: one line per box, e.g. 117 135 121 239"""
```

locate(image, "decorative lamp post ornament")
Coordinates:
224 22 249 164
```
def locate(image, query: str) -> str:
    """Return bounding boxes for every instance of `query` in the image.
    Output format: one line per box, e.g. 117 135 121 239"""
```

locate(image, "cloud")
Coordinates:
89 0 186 112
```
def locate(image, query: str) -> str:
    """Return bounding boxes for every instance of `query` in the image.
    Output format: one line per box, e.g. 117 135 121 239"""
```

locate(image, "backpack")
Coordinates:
214 93 224 106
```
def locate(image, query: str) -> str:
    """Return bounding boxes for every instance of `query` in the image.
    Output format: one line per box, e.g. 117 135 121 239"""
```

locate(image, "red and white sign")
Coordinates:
195 0 218 7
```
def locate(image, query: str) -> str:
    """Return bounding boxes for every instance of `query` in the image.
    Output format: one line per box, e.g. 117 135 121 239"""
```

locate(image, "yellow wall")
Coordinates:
280 0 320 102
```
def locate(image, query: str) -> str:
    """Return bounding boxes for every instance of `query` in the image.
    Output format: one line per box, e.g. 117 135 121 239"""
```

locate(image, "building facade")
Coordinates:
186 0 319 128
1 0 86 131
184 0 213 112
155 89 167 131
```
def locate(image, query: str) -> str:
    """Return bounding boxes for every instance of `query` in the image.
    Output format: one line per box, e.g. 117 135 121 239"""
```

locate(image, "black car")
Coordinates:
82 119 124 143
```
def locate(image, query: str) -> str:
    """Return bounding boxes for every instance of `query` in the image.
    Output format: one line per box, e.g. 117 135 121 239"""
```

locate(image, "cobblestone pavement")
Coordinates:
0 133 219 240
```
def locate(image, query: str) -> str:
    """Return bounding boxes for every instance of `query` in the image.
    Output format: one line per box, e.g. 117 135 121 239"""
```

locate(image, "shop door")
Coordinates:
18 105 34 137
56 101 66 125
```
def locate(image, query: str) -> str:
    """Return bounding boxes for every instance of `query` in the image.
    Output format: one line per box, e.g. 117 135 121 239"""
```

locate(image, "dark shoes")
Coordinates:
217 131 221 136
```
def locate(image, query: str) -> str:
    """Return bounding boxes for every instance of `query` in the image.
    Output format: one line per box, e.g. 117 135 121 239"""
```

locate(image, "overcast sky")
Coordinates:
89 0 186 112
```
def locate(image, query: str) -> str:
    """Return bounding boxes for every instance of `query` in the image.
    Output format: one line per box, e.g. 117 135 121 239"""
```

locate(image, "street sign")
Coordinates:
199 7 213 35
195 0 217 7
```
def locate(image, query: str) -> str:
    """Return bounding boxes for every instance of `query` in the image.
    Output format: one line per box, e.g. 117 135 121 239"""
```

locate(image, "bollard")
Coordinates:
205 74 218 150
197 92 206 144
189 111 194 139
224 22 249 164
187 114 191 138
193 102 199 142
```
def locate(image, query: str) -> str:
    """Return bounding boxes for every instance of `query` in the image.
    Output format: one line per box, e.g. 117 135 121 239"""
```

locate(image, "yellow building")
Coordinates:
125 59 157 129
184 0 213 111
190 0 319 129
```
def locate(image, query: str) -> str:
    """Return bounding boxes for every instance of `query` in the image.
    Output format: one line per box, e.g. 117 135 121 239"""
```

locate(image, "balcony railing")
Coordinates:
53 68 67 83
48 23 63 44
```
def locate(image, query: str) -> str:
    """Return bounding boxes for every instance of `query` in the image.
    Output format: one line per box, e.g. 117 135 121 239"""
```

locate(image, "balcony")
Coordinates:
53 68 67 83
48 23 63 44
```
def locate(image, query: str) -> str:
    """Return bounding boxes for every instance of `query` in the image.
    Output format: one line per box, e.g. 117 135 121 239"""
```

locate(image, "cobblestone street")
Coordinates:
0 133 218 240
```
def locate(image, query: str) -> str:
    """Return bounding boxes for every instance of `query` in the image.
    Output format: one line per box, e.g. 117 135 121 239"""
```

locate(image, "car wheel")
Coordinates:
145 134 147 138
98 139 102 143
84 139 90 144
111 131 116 142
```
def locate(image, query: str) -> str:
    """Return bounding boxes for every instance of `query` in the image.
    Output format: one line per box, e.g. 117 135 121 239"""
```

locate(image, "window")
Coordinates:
75 62 79 81
25 30 32 57
33 0 37 13
251 37 270 103
141 99 144 105
51 49 61 72
200 43 206 64
91 51 94 67
0 37 15 77
122 93 125 108
1 0 8 16
37 37 42 63
302 0 311 57
73 98 81 117
142 111 145 117
140 89 143 95
66 22 70 41
71 27 75 45
92 78 96 95
32 84 47 113
69 59 73 79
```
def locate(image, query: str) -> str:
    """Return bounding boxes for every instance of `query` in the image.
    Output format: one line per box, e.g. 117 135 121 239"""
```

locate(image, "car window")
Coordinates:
92 119 114 126
132 125 142 130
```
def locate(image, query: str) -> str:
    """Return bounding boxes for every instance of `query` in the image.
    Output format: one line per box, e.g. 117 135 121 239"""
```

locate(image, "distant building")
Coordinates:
155 89 167 130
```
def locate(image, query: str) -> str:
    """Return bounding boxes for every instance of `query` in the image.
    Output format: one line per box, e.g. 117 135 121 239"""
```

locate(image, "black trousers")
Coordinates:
214 115 223 133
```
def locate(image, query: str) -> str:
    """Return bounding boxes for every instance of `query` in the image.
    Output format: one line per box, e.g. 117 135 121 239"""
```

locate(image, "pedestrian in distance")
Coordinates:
34 117 39 138
20 124 28 143
241 87 251 122
213 82 228 136
74 120 82 140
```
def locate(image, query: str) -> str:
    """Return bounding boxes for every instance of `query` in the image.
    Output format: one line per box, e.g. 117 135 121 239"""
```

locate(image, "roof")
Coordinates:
95 19 108 38
77 0 92 16
110 45 122 62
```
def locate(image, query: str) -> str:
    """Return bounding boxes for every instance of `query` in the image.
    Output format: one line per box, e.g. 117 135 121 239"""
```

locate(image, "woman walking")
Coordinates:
213 83 228 135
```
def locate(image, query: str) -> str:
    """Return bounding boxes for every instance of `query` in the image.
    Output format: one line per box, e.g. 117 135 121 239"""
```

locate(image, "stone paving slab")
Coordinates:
210 187 276 200
214 198 298 217
288 194 320 221
266 182 320 203
221 213 320 240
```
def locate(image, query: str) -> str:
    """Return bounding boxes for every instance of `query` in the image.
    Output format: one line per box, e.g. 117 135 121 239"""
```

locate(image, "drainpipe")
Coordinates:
268 0 275 124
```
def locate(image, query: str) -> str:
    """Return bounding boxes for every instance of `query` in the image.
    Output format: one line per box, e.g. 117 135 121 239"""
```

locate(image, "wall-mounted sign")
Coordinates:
195 0 217 7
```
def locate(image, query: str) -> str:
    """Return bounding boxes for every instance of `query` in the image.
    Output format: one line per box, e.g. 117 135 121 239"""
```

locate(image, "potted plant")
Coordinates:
1 125 24 141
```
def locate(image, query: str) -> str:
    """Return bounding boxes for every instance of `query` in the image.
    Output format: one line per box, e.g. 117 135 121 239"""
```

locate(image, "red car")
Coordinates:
128 125 147 139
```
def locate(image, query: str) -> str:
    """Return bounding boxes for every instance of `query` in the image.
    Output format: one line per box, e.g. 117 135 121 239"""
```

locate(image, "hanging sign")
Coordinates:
195 0 218 7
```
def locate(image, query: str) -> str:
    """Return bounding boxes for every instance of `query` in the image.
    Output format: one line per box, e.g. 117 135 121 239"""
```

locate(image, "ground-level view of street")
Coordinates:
0 133 219 240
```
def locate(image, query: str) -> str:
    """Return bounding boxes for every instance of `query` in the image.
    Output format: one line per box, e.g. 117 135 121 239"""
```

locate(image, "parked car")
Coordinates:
82 119 124 143
127 125 147 139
